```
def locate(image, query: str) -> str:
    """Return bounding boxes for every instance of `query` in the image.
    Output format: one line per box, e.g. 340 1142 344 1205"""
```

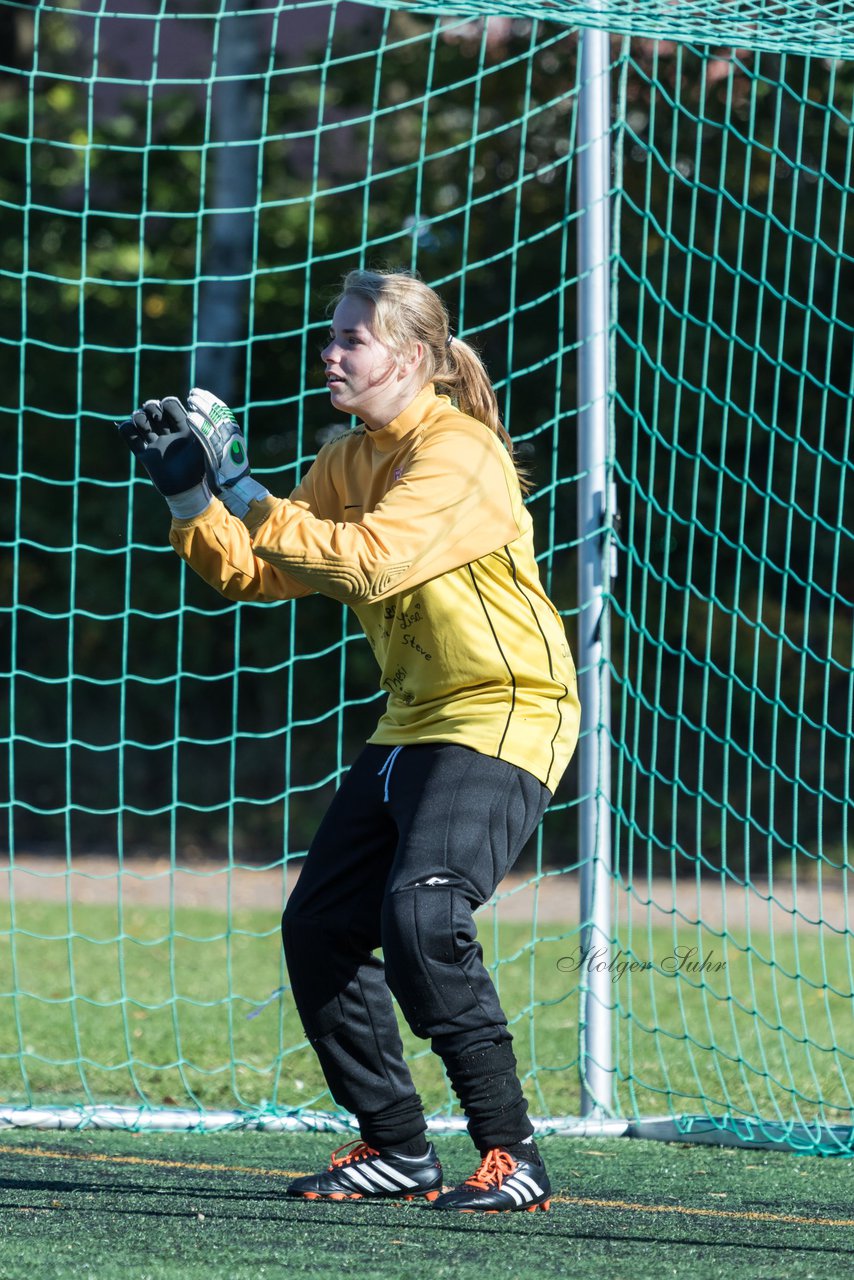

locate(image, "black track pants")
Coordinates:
282 742 550 1151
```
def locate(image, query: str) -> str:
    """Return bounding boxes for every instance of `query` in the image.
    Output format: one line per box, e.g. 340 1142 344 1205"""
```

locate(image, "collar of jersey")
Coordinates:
362 382 440 452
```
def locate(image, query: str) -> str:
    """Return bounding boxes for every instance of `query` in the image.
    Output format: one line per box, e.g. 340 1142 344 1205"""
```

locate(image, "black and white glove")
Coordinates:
117 399 213 518
182 387 270 520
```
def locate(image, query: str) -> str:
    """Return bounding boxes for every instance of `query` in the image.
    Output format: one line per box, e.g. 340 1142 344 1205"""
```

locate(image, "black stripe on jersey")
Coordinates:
467 562 516 758
502 545 570 785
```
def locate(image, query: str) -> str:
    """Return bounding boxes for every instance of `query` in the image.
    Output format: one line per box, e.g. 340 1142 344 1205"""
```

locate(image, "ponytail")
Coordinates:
438 337 507 451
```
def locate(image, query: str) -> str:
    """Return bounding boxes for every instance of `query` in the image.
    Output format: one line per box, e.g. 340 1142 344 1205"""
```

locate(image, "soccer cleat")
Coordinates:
430 1147 551 1212
285 1139 444 1202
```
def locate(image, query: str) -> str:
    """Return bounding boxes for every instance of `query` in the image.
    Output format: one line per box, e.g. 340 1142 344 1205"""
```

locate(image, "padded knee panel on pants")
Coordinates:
382 885 505 1038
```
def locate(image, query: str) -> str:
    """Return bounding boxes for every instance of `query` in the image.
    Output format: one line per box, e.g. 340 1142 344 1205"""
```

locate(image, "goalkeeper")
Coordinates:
119 268 579 1213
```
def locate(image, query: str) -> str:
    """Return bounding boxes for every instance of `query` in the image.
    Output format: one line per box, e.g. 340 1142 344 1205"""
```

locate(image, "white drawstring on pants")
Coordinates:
377 745 404 802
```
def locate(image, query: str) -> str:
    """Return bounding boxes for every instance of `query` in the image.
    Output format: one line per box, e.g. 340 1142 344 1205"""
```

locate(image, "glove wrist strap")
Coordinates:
166 480 214 519
220 475 271 520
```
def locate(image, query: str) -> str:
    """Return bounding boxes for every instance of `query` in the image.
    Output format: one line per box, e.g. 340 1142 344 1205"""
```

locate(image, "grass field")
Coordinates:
1 898 852 1129
1 897 853 1277
1 1128 853 1280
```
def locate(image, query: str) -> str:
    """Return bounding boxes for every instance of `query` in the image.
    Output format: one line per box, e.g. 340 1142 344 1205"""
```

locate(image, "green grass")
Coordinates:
1 1129 853 1280
1 898 852 1130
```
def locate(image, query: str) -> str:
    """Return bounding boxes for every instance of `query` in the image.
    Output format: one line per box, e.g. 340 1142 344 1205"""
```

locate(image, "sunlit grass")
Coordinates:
1 898 851 1126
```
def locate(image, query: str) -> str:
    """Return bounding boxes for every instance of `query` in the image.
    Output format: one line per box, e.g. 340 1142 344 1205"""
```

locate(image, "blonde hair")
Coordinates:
333 268 531 493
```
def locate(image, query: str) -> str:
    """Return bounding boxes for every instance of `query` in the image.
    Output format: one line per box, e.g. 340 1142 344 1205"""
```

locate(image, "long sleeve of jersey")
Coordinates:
170 385 522 605
168 462 323 604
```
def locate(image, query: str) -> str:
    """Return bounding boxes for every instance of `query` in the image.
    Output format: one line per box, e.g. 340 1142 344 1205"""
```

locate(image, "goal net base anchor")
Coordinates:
627 1115 854 1155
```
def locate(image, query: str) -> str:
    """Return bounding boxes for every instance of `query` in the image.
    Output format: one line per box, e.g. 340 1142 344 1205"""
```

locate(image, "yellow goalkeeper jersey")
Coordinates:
169 383 580 792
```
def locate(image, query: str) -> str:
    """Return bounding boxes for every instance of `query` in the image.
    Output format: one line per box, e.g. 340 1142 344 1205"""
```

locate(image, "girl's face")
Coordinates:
321 294 422 430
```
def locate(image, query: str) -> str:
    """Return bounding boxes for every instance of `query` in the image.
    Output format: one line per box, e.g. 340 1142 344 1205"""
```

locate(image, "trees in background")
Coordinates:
0 9 849 869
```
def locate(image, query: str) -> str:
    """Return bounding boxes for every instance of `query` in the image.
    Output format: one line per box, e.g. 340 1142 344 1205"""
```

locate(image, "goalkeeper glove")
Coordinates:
180 387 270 520
118 399 212 518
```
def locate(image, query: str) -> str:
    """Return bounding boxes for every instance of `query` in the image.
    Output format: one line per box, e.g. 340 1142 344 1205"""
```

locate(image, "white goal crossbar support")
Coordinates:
576 23 615 1118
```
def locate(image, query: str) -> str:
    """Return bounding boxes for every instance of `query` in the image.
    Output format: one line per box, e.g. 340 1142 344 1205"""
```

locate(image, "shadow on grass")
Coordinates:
2 1169 854 1260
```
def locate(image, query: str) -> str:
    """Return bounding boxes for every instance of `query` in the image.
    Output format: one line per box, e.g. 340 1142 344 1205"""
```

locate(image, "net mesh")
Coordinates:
369 0 854 59
1 1 584 1125
0 0 851 1150
610 39 853 1149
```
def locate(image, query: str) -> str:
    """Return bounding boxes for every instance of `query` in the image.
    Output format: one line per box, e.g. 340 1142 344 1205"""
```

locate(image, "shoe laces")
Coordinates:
328 1139 379 1170
465 1148 516 1190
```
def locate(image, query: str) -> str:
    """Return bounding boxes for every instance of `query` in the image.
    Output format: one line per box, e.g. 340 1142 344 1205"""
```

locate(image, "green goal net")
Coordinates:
609 37 853 1151
0 0 851 1152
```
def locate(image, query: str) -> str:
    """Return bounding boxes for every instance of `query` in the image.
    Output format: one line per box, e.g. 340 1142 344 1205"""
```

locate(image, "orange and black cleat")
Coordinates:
431 1147 552 1212
285 1139 443 1202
